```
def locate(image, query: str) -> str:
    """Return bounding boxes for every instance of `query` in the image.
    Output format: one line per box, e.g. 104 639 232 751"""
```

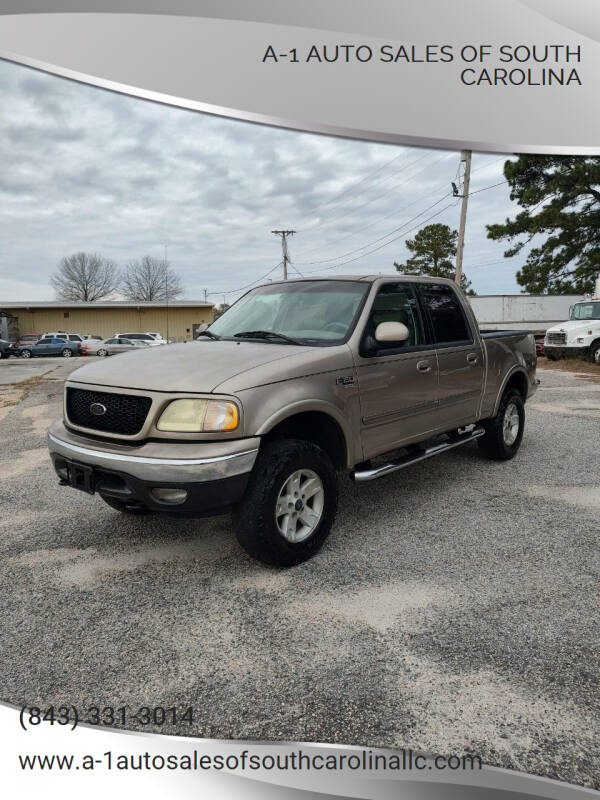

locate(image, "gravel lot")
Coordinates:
0 359 598 787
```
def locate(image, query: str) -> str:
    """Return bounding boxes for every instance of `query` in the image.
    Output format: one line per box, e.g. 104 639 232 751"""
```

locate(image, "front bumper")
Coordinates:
544 345 588 359
48 420 259 516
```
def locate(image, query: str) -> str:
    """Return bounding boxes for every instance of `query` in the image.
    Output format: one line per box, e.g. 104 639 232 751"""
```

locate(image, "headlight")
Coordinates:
157 399 239 432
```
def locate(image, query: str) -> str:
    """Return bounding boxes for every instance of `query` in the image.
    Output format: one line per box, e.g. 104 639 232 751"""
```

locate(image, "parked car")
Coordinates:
49 275 538 567
0 339 15 358
113 332 165 346
20 338 80 358
14 333 40 348
96 337 151 356
535 336 545 357
41 332 85 344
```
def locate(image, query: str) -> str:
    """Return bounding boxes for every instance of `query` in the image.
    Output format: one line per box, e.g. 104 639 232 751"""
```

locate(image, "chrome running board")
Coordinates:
351 427 485 482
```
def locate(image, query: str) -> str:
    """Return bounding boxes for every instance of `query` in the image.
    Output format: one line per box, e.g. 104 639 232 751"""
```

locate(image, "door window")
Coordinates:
362 283 425 355
417 283 472 345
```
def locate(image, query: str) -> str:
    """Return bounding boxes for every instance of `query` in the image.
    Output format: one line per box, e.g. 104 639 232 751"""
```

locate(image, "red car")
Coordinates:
14 333 40 348
535 336 545 357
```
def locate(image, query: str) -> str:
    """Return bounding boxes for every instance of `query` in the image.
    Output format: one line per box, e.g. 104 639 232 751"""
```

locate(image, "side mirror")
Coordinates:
374 321 410 343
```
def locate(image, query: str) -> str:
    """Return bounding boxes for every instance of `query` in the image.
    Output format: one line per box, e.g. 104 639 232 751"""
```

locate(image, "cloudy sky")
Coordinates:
0 58 525 303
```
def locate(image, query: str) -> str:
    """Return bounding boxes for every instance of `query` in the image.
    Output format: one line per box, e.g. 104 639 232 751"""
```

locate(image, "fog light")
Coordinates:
151 488 188 504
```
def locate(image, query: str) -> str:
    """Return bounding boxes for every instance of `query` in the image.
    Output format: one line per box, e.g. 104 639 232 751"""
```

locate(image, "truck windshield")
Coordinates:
570 302 600 320
208 280 369 345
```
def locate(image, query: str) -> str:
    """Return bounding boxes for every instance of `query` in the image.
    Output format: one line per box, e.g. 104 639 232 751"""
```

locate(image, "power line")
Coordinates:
467 180 508 196
208 261 283 297
297 150 446 235
296 192 452 266
305 200 459 274
300 150 407 219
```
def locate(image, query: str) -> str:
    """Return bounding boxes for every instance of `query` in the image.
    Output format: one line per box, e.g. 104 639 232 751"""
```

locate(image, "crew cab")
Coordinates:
544 298 600 362
48 276 537 566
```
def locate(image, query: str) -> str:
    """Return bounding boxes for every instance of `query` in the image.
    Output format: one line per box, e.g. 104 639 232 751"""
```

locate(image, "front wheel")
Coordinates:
232 438 338 567
62 348 72 358
97 348 107 357
589 342 600 364
21 349 32 358
477 388 525 461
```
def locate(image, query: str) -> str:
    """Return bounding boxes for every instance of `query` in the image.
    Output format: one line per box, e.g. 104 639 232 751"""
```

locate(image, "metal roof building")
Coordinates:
0 300 214 342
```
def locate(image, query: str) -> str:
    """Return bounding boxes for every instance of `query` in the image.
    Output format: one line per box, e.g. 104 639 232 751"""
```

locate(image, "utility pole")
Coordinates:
454 150 471 286
272 230 295 280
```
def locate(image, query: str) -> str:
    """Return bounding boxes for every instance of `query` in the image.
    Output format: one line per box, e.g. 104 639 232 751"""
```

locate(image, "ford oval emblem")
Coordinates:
90 402 107 416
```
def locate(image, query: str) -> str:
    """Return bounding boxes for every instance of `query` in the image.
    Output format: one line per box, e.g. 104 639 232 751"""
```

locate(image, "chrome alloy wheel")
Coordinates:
275 468 325 543
503 401 520 446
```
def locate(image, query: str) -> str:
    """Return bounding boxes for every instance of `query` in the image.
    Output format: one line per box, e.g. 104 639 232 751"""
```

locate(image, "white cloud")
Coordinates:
0 60 524 301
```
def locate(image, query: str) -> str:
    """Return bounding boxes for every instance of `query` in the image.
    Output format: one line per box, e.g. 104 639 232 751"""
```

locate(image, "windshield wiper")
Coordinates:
233 330 300 345
197 329 220 340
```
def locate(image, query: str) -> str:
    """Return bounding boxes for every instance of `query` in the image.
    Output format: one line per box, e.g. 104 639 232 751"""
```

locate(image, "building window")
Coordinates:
63 312 70 319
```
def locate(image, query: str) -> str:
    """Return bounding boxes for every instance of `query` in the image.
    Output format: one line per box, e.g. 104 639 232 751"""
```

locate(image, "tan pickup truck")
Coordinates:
48 275 538 566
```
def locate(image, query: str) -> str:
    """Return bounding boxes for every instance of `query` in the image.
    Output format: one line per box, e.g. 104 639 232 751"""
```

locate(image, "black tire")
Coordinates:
546 351 558 361
589 341 600 364
232 438 338 567
21 349 32 358
99 494 153 515
477 388 525 461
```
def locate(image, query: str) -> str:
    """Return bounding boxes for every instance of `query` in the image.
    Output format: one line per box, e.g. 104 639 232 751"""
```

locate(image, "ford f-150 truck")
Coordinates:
48 275 538 566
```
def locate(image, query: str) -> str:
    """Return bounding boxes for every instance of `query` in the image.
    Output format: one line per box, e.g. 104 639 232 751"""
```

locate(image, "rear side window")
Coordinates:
417 283 472 345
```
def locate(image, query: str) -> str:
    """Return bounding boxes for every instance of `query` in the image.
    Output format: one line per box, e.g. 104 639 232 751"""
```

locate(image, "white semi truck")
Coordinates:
543 297 600 363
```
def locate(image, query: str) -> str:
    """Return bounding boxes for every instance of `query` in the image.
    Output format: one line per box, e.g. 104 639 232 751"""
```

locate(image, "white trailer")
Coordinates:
468 295 585 334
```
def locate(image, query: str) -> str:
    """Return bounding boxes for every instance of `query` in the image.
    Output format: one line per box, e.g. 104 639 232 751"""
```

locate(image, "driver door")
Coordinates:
354 282 440 459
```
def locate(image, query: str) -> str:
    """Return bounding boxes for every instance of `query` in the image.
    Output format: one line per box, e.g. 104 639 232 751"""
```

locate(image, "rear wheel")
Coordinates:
99 495 152 515
478 388 525 461
232 438 338 566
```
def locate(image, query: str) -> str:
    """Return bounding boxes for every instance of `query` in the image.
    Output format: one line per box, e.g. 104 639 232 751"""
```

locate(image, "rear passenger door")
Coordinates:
416 282 484 429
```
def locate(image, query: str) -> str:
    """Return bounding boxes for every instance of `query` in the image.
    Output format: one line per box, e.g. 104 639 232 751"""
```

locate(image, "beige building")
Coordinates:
0 301 214 342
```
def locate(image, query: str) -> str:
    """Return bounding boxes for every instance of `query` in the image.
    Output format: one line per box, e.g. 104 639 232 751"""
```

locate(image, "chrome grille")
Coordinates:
546 332 566 345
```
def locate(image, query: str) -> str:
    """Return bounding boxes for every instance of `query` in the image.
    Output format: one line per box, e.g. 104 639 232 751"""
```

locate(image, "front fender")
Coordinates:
256 399 356 468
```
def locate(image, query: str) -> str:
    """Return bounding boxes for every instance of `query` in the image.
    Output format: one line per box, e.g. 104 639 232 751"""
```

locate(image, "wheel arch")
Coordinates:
257 401 352 470
492 367 529 415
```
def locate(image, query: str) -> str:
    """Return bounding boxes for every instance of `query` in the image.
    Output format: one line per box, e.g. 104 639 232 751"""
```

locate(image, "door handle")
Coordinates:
467 353 478 365
416 360 431 373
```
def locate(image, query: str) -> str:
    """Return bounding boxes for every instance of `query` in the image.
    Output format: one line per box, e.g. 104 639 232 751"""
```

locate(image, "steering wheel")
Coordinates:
323 322 347 334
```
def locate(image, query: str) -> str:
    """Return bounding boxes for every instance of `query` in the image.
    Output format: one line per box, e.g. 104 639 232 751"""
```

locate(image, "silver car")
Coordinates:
85 337 151 357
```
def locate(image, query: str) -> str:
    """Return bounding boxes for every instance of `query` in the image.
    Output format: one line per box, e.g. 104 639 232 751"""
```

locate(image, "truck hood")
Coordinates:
68 340 321 393
546 319 600 335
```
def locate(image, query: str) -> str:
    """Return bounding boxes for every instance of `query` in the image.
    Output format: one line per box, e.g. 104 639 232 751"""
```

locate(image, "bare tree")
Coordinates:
51 252 120 301
121 256 184 301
